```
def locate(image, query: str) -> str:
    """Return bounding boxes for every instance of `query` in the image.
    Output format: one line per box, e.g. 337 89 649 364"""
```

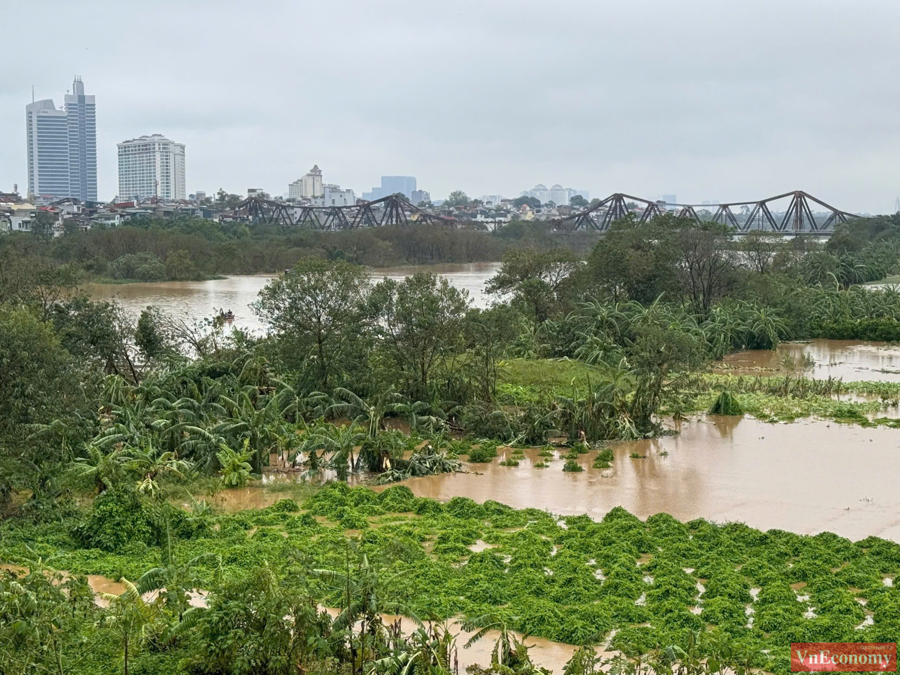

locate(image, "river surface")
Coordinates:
88 262 501 332
394 416 900 543
717 339 900 382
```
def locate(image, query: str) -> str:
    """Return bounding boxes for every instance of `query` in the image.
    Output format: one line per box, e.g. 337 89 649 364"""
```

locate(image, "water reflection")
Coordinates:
394 417 900 543
718 339 900 383
88 263 502 332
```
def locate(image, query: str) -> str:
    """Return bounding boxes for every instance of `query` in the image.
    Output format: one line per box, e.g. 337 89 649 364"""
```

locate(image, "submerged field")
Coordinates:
3 483 900 675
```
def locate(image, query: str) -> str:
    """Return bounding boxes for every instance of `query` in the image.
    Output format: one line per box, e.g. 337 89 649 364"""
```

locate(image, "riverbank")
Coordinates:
91 274 229 285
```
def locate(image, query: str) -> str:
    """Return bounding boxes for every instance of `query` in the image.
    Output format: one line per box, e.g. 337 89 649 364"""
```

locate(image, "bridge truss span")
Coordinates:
234 194 464 230
550 190 859 234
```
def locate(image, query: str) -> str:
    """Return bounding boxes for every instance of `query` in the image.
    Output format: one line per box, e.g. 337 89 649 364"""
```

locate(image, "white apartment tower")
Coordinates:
117 134 186 201
26 77 98 203
300 165 323 198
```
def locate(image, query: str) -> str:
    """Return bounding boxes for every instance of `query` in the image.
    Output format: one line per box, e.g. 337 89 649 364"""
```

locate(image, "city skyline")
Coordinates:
2 1 900 212
25 77 97 203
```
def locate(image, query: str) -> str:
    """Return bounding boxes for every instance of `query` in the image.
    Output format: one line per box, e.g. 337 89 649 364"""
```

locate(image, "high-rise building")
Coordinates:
411 189 431 205
117 134 186 201
64 78 97 202
520 184 589 205
26 77 98 203
661 194 677 205
299 165 324 198
26 99 69 201
363 176 417 201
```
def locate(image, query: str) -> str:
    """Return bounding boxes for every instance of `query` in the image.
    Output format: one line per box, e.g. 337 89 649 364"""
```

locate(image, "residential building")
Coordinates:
64 77 98 203
662 194 677 205
481 194 504 206
299 165 323 198
26 99 69 202
288 178 303 200
363 176 417 201
117 134 186 201
520 184 589 206
411 189 430 205
311 184 356 207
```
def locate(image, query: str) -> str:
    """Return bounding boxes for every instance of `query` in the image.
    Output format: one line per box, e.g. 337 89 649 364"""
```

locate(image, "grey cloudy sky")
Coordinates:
2 0 899 212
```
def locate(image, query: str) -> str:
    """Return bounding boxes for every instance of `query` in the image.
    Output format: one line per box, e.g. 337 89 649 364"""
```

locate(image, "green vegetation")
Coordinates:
0 215 599 282
4 485 898 674
708 391 743 416
6 213 900 672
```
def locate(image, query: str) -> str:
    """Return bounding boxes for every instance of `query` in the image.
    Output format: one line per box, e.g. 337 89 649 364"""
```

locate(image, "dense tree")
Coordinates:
253 258 369 388
367 273 469 397
671 220 736 310
487 247 581 320
513 196 542 209
738 231 781 275
444 190 471 208
464 305 524 400
569 195 589 208
0 306 88 505
586 217 680 303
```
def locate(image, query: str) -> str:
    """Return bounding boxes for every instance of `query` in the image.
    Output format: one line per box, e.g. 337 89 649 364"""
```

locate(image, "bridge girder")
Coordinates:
236 190 858 235
549 190 858 234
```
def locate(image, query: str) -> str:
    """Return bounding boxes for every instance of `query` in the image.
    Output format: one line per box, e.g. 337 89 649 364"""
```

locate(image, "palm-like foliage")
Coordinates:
135 523 219 628
312 554 410 675
215 442 253 487
72 445 127 493
99 579 160 675
461 614 546 674
122 443 193 497
296 423 367 480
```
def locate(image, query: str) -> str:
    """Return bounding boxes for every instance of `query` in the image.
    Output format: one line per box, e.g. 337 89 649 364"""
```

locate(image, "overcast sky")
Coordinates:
2 0 899 212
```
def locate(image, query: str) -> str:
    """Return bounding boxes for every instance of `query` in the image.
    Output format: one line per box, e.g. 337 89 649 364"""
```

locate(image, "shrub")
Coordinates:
75 488 155 552
465 442 499 463
563 459 583 472
709 390 743 415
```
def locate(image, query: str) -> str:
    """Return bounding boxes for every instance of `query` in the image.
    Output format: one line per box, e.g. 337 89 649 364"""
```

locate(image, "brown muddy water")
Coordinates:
0 563 585 672
88 262 501 331
394 416 900 543
718 339 900 382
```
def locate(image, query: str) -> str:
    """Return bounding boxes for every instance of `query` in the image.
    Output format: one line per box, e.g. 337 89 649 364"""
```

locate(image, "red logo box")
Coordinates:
792 643 896 672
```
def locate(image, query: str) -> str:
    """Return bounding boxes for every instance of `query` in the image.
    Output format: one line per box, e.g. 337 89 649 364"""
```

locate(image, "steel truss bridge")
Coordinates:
550 190 858 234
234 190 859 235
235 194 466 230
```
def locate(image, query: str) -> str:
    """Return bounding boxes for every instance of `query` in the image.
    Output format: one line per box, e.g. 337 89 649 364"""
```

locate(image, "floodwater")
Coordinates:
321 610 604 674
1 561 587 673
717 339 900 382
88 262 501 331
398 416 900 543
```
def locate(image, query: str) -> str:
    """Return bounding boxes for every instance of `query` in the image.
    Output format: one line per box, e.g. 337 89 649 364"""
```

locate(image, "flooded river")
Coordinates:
717 339 900 382
395 415 900 543
88 262 501 332
72 272 900 670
